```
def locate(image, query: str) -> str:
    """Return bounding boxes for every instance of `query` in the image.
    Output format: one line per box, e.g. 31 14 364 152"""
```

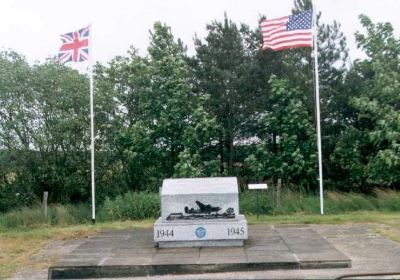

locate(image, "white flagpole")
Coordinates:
89 24 96 223
312 2 324 215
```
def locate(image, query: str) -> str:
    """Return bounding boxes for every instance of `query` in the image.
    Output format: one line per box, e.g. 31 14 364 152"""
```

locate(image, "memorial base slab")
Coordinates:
154 215 248 248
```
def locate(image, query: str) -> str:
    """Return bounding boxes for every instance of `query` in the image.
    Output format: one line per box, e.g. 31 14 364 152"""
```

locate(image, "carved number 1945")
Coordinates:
227 227 245 236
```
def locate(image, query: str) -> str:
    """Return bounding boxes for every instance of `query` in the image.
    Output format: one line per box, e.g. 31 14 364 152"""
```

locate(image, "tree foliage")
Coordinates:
330 15 400 191
1 3 399 211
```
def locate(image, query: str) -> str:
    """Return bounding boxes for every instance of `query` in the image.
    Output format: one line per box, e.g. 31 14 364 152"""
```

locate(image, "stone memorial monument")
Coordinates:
154 177 248 248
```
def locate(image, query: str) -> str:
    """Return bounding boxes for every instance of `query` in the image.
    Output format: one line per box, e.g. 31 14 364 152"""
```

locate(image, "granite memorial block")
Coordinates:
154 177 248 248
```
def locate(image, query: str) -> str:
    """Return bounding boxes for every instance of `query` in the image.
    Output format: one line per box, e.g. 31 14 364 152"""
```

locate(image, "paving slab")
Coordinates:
48 224 351 279
91 225 400 280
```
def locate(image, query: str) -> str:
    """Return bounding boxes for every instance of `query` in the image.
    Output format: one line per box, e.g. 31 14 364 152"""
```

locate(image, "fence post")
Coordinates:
276 179 281 209
43 191 48 217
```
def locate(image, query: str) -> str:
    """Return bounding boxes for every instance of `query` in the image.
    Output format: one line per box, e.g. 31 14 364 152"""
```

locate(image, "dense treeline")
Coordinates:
0 0 399 211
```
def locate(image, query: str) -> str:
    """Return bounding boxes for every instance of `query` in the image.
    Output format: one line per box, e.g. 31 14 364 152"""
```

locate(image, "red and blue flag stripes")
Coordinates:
58 25 90 63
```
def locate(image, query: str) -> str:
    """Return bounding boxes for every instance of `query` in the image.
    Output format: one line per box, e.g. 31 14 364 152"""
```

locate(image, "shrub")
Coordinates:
0 207 50 229
374 189 400 211
99 192 160 221
0 203 91 230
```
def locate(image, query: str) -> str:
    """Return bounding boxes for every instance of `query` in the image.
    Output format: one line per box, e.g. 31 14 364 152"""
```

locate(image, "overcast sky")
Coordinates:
1 0 399 68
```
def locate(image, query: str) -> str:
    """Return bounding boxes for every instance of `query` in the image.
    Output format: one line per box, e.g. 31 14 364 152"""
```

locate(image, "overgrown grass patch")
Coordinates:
0 203 91 230
98 192 160 221
240 188 400 215
374 189 400 211
1 189 400 230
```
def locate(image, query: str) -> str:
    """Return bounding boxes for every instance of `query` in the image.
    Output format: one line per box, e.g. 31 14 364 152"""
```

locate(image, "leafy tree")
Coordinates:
0 51 44 210
245 77 317 188
331 15 400 190
242 0 349 188
145 22 197 176
146 22 221 181
0 51 34 150
95 22 220 191
174 96 221 178
0 52 93 206
2 9 400 213
283 0 350 189
94 50 153 193
191 15 268 174
31 60 90 202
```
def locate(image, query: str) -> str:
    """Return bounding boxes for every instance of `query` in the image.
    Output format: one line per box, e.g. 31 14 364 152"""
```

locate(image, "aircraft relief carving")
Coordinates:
166 200 235 220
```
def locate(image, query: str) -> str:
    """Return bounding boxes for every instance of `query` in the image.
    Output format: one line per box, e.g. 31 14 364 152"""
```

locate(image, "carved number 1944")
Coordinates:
227 227 245 236
157 229 174 238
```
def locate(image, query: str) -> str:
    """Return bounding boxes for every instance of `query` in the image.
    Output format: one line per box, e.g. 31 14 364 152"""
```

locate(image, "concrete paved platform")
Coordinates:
48 225 351 279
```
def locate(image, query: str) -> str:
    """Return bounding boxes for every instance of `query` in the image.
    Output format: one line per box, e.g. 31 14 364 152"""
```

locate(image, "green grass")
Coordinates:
240 188 400 215
0 203 91 230
1 189 400 230
246 211 400 225
99 192 160 221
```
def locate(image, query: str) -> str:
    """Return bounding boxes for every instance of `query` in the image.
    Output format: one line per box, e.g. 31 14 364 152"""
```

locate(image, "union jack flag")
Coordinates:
58 25 90 63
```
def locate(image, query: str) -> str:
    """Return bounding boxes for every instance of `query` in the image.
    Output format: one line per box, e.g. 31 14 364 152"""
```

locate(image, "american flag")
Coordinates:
262 10 313 51
58 25 90 63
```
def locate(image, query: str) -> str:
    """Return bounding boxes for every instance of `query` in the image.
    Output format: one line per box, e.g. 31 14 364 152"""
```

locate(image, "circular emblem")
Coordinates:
195 227 206 238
